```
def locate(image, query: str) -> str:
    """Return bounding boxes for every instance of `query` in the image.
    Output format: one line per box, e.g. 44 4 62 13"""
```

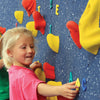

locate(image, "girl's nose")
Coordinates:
28 47 32 52
28 47 35 54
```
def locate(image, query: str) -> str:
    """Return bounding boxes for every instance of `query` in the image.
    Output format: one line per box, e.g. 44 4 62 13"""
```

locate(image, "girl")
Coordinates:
0 36 43 100
2 27 79 100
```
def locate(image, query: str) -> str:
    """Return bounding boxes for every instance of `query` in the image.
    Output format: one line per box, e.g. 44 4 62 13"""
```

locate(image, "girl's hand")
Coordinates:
0 59 4 69
30 61 42 71
59 81 79 99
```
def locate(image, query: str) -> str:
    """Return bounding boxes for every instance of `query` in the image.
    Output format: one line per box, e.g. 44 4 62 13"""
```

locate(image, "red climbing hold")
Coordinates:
66 21 81 49
22 0 36 17
32 11 46 35
43 62 55 80
0 26 6 34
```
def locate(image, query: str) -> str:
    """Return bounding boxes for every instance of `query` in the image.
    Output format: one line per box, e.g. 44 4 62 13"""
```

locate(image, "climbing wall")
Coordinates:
0 0 100 100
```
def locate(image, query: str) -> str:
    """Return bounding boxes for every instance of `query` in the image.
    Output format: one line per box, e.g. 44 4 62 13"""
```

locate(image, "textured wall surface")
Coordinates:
0 0 100 100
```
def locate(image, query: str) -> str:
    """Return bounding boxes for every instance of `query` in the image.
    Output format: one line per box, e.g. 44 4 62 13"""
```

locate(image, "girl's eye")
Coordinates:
30 45 34 48
21 46 26 49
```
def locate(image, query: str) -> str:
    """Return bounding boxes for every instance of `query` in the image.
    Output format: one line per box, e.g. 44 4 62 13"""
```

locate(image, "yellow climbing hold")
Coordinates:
0 35 1 38
79 0 100 55
26 21 38 37
38 6 41 12
14 11 24 24
75 78 80 90
47 81 62 100
0 33 1 38
47 34 60 53
55 4 59 15
47 81 62 86
34 68 46 82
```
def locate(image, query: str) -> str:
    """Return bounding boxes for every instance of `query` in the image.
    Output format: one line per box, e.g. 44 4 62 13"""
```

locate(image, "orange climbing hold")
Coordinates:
0 26 6 34
22 0 36 17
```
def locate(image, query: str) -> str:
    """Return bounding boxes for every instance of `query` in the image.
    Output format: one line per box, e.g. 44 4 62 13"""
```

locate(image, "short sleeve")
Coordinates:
22 73 45 100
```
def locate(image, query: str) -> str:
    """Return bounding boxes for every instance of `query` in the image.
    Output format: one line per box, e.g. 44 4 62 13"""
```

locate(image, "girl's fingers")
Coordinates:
67 84 78 90
34 61 42 66
30 62 42 70
67 81 79 89
66 89 79 94
67 81 76 85
63 89 78 99
64 92 76 99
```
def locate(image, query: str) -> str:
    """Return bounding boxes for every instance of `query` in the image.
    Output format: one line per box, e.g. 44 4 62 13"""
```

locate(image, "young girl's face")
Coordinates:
8 34 35 67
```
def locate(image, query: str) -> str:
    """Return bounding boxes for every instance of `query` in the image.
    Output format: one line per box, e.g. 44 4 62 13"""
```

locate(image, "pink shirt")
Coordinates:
9 65 46 100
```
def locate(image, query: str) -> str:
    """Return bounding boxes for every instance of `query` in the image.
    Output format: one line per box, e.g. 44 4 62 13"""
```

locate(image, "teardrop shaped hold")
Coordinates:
47 34 60 53
66 21 81 49
14 11 24 24
26 21 38 37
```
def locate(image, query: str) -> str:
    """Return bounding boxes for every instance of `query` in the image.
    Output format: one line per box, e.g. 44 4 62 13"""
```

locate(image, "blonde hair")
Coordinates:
2 27 35 69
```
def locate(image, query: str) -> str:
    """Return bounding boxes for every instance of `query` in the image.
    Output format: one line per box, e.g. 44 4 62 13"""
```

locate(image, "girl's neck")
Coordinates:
13 63 30 68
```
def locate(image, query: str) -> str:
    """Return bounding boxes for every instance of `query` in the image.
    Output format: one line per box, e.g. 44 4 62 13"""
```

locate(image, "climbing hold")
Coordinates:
34 68 46 82
0 26 6 35
0 34 1 38
55 4 59 15
49 24 52 33
50 0 53 9
58 96 70 100
43 62 55 80
47 25 59 53
66 21 81 49
32 11 46 35
79 0 100 55
47 81 62 100
15 23 18 27
14 11 24 24
47 34 60 53
47 81 62 86
82 78 87 91
30 60 46 82
26 21 38 37
38 6 41 12
69 72 73 83
75 78 80 90
22 0 36 17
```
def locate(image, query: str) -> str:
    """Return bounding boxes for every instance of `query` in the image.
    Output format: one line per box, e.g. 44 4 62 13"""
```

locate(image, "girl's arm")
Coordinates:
37 81 79 99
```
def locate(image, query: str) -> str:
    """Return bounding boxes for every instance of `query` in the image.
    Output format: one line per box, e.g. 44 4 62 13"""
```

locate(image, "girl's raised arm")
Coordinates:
37 81 79 99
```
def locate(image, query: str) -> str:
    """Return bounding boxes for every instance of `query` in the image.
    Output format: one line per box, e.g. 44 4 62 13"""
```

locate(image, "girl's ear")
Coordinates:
7 49 13 57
